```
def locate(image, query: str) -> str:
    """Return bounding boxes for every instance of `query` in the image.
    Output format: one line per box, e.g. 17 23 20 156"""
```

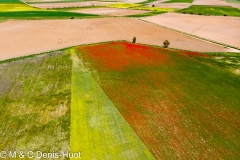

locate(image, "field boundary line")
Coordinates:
1 38 239 64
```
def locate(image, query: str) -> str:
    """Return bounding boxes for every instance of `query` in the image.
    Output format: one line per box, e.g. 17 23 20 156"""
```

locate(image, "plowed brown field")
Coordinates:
71 8 149 16
0 17 230 61
142 13 240 48
192 0 229 6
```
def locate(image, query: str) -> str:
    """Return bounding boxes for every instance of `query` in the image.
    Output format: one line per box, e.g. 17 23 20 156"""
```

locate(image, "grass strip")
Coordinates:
0 10 99 19
226 0 240 4
176 5 240 16
70 49 155 159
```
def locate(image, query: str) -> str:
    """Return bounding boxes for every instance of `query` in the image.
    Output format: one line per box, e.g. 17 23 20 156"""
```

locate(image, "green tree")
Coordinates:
163 40 170 48
132 37 136 43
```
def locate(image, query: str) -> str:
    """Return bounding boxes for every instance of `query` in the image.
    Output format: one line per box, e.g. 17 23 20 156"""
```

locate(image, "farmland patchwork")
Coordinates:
1 0 240 158
0 42 239 159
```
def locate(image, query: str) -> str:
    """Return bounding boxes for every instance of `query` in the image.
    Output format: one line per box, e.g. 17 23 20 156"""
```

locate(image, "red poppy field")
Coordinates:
76 41 240 159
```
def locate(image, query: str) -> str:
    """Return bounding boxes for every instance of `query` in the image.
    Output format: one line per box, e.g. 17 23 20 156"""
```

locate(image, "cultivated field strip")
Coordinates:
70 49 155 159
78 42 240 159
0 52 71 158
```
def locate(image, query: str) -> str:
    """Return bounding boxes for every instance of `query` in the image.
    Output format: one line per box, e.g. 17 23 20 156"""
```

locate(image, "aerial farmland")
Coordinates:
0 0 239 159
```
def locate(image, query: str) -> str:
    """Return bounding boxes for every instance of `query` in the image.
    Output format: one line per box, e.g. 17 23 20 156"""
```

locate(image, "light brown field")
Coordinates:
232 4 240 9
124 0 146 3
30 1 114 9
70 8 149 16
191 0 240 9
148 3 190 9
142 13 240 48
148 0 168 3
147 0 190 9
192 0 230 6
0 17 231 61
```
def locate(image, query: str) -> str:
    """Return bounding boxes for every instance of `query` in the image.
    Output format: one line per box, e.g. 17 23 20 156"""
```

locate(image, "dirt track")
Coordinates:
0 17 231 61
71 8 149 16
142 13 240 48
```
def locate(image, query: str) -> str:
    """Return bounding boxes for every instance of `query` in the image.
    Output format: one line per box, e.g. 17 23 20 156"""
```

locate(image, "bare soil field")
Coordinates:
30 1 115 9
0 17 231 61
232 4 240 8
147 0 189 9
124 0 146 3
192 0 230 6
147 2 190 9
71 8 149 16
142 13 240 48
148 0 168 3
192 0 240 8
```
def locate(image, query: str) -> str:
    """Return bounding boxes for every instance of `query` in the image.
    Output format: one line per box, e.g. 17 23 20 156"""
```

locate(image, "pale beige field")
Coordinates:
148 0 168 3
124 0 146 3
147 3 190 9
0 17 231 61
192 0 230 6
232 4 240 9
142 13 240 48
71 8 149 16
192 0 240 9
